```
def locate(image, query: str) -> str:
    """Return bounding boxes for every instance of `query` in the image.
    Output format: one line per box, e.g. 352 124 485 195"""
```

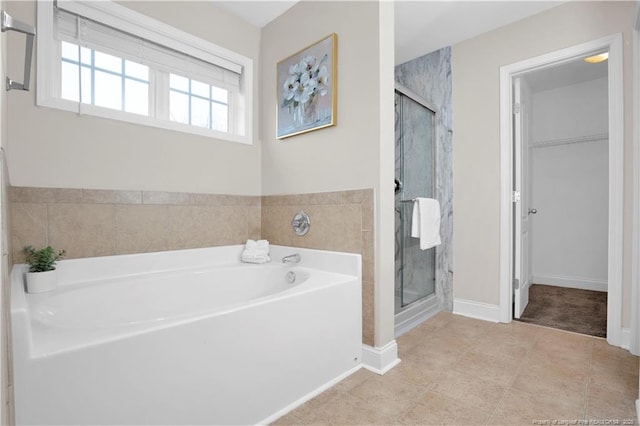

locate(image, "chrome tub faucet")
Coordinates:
282 254 301 264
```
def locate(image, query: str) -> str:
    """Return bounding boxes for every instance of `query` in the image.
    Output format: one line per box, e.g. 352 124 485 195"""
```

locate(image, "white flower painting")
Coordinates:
277 34 337 139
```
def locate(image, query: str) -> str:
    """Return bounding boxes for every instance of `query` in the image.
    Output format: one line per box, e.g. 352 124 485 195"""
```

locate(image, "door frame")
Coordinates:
631 2 640 356
498 34 625 347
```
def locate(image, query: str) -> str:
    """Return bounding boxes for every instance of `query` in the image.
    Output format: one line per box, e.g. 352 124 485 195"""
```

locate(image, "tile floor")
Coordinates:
274 312 639 425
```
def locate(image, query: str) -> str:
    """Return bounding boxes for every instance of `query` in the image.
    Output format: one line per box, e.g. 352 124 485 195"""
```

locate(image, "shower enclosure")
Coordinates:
394 85 438 334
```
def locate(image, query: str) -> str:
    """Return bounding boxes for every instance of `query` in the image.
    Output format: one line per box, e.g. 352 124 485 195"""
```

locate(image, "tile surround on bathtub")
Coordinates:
48 203 116 259
9 187 260 262
261 189 375 346
10 186 376 346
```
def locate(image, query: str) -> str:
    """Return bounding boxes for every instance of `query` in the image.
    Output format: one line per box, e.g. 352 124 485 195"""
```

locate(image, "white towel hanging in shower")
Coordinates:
411 198 441 250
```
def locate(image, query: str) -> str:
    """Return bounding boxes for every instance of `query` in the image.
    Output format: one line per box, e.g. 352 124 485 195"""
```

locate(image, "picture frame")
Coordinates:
276 33 337 139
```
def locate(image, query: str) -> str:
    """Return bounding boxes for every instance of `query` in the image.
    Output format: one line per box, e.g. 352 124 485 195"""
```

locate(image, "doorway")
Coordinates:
498 34 625 347
512 59 609 338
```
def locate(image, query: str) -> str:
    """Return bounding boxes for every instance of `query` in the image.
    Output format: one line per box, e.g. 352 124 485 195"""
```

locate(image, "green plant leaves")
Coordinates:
23 245 66 273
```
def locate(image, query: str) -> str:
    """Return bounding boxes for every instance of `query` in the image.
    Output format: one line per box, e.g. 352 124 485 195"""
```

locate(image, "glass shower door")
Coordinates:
394 90 436 312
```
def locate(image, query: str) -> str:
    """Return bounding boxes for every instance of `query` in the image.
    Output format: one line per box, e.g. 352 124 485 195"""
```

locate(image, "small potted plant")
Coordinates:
23 245 66 293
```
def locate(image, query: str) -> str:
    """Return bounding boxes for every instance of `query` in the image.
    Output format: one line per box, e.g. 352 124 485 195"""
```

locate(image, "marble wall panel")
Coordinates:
396 47 454 311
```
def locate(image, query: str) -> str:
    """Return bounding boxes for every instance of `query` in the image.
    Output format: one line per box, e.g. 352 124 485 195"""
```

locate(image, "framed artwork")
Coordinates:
276 33 337 139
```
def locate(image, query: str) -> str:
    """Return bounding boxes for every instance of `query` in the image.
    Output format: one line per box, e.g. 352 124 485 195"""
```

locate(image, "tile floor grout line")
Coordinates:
583 338 595 420
484 386 509 426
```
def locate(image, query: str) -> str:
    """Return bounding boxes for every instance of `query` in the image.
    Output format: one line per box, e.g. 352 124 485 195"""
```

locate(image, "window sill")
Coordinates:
37 97 252 145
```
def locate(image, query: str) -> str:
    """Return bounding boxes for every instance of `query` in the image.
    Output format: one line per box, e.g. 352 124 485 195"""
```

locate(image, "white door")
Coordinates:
513 77 533 318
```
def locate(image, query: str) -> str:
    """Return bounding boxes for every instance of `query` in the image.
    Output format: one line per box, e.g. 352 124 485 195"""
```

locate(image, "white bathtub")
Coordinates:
11 245 362 425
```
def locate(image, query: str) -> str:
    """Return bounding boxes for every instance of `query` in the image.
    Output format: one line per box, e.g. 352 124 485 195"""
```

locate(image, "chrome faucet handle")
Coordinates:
291 211 310 236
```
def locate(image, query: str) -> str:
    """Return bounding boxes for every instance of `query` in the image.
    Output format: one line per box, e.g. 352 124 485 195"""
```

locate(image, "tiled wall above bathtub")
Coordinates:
10 187 261 262
261 189 375 346
11 186 375 346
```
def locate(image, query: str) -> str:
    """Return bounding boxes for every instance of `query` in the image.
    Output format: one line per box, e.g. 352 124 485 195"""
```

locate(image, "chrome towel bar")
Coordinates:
1 10 35 91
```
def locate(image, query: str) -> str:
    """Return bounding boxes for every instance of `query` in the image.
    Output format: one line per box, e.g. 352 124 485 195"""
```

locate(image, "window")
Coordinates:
37 0 253 144
60 41 150 115
169 74 229 132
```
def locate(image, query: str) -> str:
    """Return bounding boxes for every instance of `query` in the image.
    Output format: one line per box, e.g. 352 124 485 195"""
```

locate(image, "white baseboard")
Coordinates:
453 298 500 323
361 341 401 375
621 327 631 350
532 274 607 292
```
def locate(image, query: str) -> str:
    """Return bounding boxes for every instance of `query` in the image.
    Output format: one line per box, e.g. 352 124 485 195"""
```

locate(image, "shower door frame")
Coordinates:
394 83 440 333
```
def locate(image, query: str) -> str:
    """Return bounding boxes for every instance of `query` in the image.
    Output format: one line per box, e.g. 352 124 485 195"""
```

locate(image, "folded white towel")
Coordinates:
242 239 270 263
241 252 271 264
411 198 441 250
245 239 268 249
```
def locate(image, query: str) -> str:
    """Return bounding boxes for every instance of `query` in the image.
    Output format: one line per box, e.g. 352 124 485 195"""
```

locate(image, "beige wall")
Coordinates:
260 1 380 195
261 1 396 347
0 4 14 420
452 1 634 327
4 1 262 195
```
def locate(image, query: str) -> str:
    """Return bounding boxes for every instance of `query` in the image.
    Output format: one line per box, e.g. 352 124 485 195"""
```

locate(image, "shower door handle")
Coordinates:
528 208 538 215
395 179 403 194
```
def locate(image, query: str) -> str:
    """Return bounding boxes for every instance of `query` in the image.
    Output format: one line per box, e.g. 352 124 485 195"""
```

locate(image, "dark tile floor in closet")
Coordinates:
517 284 607 337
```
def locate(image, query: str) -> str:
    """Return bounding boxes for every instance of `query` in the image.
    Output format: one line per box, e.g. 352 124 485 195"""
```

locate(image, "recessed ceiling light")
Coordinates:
584 52 609 64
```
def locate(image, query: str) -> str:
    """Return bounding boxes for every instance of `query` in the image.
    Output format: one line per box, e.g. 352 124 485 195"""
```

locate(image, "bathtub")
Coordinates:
11 245 362 425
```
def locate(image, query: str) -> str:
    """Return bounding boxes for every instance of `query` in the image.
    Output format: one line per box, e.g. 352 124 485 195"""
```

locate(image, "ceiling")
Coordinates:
213 1 298 28
394 1 564 65
213 1 565 65
523 53 609 93
212 1 606 89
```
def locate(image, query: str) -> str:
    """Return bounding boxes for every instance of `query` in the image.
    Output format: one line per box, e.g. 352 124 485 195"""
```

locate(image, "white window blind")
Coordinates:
53 7 241 91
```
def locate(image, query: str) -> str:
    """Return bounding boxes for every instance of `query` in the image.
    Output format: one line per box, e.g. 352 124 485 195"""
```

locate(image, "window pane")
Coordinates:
56 39 236 135
125 60 148 81
191 80 209 98
170 74 188 92
191 96 210 128
124 79 148 115
211 87 228 104
61 61 79 101
80 46 92 65
211 102 228 132
170 91 189 124
61 41 79 62
94 50 122 73
80 66 92 104
94 70 122 110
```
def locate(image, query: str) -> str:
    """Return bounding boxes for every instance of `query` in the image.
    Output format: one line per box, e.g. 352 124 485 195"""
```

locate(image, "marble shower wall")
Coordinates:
395 47 453 311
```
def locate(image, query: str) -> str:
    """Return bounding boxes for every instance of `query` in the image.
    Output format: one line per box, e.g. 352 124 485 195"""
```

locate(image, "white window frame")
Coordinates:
37 0 253 145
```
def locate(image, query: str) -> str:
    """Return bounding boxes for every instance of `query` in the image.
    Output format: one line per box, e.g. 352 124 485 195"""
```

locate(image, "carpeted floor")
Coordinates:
517 284 607 337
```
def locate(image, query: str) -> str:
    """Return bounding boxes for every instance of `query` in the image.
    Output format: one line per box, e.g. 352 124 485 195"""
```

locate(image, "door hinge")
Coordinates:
512 191 521 203
512 102 521 114
512 278 520 290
